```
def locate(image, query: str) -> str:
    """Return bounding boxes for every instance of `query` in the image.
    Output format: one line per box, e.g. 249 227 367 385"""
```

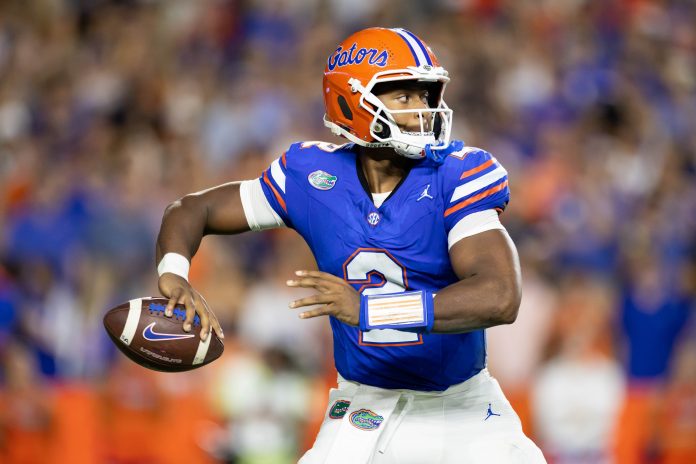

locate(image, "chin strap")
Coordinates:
423 139 465 166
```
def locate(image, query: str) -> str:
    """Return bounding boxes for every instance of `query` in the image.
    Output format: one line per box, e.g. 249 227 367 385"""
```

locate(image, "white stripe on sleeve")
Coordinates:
447 209 505 250
270 158 286 193
240 179 286 231
450 165 508 203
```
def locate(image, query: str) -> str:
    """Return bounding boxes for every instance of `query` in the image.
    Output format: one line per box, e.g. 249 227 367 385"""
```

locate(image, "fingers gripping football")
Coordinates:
158 273 224 341
287 270 360 326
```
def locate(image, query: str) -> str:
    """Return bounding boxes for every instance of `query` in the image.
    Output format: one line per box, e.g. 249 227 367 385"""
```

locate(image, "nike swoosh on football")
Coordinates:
142 322 196 341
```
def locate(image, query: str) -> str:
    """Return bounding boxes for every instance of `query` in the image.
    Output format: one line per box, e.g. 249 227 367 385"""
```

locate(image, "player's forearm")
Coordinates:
431 273 521 333
156 195 208 263
156 183 251 264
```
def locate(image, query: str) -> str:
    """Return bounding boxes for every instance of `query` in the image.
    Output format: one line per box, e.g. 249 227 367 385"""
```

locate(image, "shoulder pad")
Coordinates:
443 145 488 163
440 146 496 178
441 146 509 218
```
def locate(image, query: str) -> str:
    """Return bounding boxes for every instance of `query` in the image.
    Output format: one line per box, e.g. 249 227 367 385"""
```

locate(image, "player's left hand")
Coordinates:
287 270 360 326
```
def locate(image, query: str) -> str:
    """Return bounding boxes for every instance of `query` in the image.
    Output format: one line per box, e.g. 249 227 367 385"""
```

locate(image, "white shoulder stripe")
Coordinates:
270 158 286 193
450 165 508 203
120 298 142 346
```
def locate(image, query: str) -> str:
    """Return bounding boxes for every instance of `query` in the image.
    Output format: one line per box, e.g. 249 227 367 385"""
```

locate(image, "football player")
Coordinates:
156 27 546 463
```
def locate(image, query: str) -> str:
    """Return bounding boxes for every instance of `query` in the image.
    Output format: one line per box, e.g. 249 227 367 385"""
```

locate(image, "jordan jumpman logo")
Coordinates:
417 184 434 201
484 403 501 421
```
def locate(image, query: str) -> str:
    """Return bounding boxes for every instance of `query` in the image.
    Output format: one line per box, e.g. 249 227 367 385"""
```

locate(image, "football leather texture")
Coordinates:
103 297 224 372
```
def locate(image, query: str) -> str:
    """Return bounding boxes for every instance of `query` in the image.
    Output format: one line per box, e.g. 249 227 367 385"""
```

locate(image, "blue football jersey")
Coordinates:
259 141 510 391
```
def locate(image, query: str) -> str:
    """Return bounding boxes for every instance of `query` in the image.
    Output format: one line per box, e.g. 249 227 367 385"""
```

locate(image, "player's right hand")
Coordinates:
158 273 224 341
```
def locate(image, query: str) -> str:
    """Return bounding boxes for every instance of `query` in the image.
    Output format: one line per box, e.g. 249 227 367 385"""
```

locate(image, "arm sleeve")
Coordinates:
258 153 294 228
443 148 510 247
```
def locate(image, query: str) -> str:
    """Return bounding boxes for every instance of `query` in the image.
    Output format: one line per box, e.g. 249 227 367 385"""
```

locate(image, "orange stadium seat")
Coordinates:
0 390 52 464
46 383 101 464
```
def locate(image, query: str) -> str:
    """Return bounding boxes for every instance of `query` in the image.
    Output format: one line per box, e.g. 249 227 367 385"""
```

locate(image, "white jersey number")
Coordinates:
300 141 347 152
343 248 422 346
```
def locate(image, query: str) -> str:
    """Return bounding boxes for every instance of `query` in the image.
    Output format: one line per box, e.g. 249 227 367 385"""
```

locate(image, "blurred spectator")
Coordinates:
532 276 625 463
656 334 696 463
237 230 327 373
0 342 53 464
209 341 313 463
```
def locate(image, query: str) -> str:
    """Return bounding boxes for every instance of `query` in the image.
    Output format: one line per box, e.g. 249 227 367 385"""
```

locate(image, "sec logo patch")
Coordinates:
367 212 380 226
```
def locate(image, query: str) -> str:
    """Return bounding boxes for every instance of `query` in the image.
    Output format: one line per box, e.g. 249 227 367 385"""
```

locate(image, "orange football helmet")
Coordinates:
323 27 452 159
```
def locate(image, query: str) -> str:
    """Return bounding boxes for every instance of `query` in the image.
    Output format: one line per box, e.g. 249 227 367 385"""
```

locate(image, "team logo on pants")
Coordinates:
349 409 384 430
329 399 351 419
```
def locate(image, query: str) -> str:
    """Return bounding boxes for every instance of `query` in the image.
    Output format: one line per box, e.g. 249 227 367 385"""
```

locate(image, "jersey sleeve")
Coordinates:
442 147 510 237
258 150 293 227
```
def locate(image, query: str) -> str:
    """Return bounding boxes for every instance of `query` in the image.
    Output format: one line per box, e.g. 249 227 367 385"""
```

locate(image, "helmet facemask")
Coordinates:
346 66 453 159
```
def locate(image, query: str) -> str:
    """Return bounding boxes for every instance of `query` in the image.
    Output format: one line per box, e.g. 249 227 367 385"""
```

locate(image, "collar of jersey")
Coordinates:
354 155 415 209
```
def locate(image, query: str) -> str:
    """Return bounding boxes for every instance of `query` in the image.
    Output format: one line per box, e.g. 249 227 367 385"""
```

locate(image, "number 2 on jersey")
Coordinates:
343 248 423 346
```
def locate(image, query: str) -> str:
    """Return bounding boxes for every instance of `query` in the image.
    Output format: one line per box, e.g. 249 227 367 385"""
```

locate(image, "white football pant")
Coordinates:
300 369 546 464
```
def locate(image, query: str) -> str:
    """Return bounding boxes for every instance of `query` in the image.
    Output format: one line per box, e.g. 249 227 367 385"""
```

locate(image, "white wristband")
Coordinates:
157 253 190 281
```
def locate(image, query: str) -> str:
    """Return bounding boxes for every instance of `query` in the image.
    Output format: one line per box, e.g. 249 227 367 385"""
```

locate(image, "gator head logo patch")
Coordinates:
349 408 384 431
308 170 337 190
329 399 351 419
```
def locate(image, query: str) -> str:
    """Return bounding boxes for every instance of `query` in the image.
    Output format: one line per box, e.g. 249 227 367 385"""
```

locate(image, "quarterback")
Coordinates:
155 28 546 463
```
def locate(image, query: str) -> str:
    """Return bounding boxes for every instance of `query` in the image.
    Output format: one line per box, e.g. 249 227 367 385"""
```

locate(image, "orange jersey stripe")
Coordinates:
444 180 508 218
263 171 287 212
281 151 287 168
459 158 494 180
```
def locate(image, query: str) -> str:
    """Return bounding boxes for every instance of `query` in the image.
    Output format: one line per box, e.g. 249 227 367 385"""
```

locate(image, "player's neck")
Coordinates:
358 146 413 193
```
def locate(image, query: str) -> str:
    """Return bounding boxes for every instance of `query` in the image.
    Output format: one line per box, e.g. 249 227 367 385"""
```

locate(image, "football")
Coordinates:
103 297 224 372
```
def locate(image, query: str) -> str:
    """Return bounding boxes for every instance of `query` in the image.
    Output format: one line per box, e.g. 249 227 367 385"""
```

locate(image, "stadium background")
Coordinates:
0 0 694 462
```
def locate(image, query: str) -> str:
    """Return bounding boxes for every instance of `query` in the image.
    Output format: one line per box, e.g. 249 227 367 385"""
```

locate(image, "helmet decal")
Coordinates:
327 43 389 70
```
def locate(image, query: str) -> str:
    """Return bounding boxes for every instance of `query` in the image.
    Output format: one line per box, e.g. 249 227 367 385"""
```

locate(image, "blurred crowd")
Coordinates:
0 0 694 463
